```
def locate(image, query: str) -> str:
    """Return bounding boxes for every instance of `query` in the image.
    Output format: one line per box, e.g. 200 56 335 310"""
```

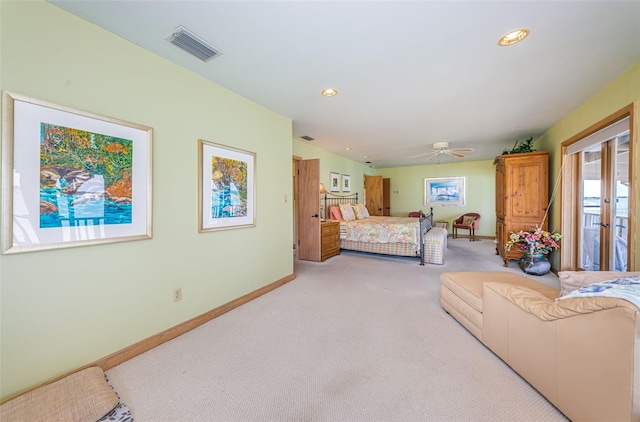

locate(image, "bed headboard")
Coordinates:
322 193 358 220
322 192 433 226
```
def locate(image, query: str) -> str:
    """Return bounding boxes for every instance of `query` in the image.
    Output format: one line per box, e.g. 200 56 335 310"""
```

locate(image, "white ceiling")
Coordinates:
49 1 640 168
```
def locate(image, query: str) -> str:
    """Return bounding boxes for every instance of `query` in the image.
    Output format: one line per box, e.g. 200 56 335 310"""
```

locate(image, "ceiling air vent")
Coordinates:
166 26 223 62
301 135 314 141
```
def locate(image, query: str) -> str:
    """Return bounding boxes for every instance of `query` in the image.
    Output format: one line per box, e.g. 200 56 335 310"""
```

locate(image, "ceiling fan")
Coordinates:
411 141 474 161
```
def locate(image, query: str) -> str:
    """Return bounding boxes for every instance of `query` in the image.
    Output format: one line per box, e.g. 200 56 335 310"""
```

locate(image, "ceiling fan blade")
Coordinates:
410 152 432 158
451 148 474 152
447 151 465 158
426 152 439 161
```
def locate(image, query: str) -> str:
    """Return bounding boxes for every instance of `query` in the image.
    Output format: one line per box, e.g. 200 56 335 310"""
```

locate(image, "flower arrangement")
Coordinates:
507 227 562 256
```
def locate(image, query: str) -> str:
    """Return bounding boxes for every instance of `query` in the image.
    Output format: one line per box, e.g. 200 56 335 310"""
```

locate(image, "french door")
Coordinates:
561 105 636 271
579 132 630 270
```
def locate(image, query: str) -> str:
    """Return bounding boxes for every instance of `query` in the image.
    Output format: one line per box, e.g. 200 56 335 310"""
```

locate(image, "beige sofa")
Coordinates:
440 271 640 422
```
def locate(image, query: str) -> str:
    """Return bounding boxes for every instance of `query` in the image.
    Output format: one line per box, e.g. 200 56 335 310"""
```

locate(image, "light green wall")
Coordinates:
293 139 374 202
0 1 293 398
536 60 640 270
375 161 496 237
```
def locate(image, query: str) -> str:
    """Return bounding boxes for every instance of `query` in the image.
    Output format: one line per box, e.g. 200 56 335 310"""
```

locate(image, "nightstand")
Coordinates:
321 221 340 261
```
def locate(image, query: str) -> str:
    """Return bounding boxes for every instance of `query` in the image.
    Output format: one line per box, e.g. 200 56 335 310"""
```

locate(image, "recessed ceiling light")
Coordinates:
321 88 338 97
345 147 352 151
498 28 530 46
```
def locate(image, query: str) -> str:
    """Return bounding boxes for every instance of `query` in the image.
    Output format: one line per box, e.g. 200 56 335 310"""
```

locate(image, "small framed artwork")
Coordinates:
342 174 351 192
330 172 340 192
424 177 465 206
199 139 256 232
1 91 153 254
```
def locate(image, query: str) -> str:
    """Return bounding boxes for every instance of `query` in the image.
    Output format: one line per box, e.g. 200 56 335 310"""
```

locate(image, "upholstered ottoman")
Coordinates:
424 227 447 265
439 271 558 340
0 367 120 422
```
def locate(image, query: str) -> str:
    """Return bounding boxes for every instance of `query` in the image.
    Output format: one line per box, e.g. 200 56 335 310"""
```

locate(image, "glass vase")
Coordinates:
518 253 551 276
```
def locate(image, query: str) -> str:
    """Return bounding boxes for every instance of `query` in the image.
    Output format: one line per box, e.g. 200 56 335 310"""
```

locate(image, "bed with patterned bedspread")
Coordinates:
339 216 428 257
323 194 433 264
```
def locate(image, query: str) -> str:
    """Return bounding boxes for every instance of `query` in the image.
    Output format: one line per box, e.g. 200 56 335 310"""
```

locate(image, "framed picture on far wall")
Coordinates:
424 177 465 206
199 139 256 232
342 174 351 192
330 172 340 192
1 91 153 254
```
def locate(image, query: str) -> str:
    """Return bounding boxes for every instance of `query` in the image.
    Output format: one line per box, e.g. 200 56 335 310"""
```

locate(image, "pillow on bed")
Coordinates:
353 203 370 219
329 206 343 221
339 203 357 221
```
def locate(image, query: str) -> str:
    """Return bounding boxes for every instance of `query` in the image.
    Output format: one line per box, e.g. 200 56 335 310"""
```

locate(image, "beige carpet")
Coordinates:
106 238 567 421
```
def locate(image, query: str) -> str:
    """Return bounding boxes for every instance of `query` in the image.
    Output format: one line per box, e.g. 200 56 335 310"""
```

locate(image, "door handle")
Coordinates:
599 222 610 228
312 214 319 218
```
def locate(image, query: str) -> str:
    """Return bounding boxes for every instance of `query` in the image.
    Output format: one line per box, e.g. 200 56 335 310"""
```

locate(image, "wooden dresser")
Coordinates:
494 151 549 266
321 221 340 261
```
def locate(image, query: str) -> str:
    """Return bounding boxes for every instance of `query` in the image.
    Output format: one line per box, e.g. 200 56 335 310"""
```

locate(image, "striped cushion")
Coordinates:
340 240 418 256
424 228 447 265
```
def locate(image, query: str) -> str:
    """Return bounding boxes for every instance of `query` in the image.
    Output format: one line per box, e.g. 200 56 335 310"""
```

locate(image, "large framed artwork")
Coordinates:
199 139 256 232
1 91 153 254
424 177 465 206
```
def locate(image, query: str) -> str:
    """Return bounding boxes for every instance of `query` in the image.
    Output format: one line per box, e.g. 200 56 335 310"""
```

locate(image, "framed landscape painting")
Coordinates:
1 91 153 254
424 177 465 206
199 139 256 232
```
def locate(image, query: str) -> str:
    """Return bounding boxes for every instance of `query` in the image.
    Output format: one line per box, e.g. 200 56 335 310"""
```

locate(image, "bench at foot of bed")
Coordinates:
423 227 447 265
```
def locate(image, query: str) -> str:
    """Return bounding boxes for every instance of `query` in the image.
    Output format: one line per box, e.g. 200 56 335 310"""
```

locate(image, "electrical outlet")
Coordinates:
173 288 182 302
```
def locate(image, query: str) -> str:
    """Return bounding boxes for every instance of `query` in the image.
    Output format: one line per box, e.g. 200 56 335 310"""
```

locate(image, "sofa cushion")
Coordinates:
441 271 560 314
440 285 483 338
0 367 118 422
558 271 640 296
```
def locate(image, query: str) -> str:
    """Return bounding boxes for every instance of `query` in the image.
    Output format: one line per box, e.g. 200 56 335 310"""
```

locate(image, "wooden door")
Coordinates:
297 159 321 261
364 175 383 216
382 178 391 216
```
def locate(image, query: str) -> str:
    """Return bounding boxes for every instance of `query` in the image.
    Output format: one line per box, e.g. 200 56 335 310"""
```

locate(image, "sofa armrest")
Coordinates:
484 282 638 321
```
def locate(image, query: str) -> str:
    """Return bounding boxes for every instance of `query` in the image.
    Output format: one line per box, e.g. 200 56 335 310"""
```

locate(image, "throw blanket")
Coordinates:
557 276 640 308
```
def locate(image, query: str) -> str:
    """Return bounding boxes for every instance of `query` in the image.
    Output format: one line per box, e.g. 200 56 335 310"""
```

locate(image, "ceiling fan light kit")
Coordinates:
432 141 450 150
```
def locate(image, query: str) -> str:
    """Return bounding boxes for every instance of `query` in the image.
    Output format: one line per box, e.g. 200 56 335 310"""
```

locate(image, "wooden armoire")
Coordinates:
494 151 549 266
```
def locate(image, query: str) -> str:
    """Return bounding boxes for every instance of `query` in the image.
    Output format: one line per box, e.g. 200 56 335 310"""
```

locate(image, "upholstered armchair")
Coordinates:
452 213 481 241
